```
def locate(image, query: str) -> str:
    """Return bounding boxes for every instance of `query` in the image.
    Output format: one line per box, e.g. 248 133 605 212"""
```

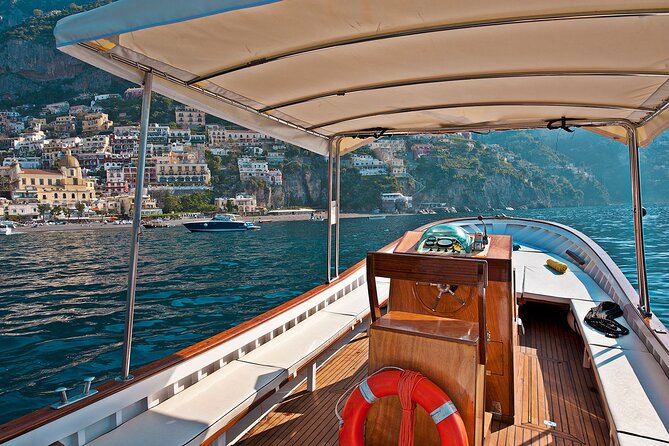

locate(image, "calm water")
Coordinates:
0 204 667 424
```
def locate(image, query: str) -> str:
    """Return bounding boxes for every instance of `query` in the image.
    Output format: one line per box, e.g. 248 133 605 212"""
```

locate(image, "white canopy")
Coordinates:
55 1 669 154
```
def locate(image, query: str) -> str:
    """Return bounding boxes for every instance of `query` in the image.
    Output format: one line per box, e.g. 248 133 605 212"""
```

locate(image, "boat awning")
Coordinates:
54 1 669 154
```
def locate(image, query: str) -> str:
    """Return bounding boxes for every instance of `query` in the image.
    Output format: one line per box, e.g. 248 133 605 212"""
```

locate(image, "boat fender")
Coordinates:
546 258 568 274
338 369 468 446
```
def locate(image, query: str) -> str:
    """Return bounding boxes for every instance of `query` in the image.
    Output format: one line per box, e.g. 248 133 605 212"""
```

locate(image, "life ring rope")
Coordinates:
337 367 468 446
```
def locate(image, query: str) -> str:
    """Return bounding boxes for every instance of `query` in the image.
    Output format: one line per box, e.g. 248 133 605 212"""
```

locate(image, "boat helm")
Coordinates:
416 223 474 254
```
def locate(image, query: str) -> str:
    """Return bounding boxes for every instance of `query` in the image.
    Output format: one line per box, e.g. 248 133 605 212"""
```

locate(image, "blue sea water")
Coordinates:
0 204 667 424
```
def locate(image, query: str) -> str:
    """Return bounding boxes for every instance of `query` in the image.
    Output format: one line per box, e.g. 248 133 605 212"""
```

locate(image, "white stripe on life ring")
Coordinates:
430 400 457 424
359 379 378 404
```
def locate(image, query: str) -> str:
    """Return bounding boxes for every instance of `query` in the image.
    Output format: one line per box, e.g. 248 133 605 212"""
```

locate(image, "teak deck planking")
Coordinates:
240 303 608 445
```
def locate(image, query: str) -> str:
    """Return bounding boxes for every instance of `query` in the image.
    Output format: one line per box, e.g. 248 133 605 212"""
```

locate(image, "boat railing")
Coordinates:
0 254 381 445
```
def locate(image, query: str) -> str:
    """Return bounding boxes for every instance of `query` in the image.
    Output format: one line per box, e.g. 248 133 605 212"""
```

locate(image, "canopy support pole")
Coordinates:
335 138 342 277
624 124 651 318
326 137 342 283
119 71 153 381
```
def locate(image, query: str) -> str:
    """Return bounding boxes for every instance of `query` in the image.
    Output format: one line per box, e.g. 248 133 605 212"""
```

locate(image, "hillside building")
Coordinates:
53 115 77 134
176 107 205 127
8 149 96 206
82 112 113 133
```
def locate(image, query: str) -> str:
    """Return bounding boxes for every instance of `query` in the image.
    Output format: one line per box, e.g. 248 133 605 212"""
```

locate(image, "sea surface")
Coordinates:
0 204 667 425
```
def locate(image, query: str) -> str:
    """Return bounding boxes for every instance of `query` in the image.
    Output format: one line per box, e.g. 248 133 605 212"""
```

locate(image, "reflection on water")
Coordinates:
0 204 667 423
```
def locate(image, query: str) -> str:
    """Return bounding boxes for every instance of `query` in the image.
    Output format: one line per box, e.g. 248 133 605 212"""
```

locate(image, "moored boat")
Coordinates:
183 214 260 232
0 221 15 235
141 220 170 229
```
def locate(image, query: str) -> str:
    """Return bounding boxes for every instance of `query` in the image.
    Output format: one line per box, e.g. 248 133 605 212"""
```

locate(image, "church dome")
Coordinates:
59 149 80 169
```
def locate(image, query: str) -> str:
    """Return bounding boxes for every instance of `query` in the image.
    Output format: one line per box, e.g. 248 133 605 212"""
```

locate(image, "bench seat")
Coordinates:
570 300 647 352
514 246 669 444
589 345 669 443
89 361 286 446
323 278 390 318
88 278 383 445
239 311 356 373
618 432 669 445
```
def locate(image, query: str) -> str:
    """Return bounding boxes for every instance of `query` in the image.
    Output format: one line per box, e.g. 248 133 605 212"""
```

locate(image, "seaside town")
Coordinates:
0 87 432 227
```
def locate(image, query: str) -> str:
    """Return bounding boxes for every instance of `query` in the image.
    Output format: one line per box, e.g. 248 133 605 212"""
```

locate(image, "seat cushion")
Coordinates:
89 361 285 446
618 432 669 445
323 278 391 318
590 345 669 442
238 311 355 373
521 265 610 303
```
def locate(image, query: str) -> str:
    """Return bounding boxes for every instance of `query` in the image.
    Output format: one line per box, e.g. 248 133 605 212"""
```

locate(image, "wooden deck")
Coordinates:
487 303 609 446
239 303 609 445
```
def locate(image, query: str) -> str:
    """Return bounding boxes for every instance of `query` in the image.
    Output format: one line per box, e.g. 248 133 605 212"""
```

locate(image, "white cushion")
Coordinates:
323 279 390 318
239 311 355 373
590 345 669 442
513 250 579 271
522 265 610 303
89 361 285 446
324 287 370 317
571 300 647 352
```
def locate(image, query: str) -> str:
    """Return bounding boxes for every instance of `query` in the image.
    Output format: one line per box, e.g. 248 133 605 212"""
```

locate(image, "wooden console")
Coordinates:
371 232 516 423
366 311 485 446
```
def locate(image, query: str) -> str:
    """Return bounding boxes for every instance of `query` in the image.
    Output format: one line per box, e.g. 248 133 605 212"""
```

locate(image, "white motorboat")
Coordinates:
0 221 15 236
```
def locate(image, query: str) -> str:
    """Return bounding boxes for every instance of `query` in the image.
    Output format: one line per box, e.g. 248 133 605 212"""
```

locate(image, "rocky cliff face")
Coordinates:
0 37 121 104
415 174 562 210
0 0 119 106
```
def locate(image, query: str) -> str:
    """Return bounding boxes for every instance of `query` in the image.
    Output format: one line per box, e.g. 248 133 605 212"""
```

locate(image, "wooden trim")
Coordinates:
366 251 488 365
368 252 488 287
366 253 381 322
0 255 375 443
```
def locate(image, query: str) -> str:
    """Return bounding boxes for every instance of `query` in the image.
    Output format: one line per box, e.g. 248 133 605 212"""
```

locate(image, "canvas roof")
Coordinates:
54 1 669 154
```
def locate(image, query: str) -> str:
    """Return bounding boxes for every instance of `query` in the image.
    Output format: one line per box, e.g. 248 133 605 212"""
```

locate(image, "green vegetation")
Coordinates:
0 1 109 44
159 191 217 214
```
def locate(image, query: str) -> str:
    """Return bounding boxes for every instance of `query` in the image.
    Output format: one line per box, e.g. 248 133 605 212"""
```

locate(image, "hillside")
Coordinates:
0 1 127 106
476 129 669 204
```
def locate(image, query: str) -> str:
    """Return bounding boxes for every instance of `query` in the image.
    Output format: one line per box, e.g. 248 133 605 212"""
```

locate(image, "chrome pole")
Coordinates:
326 139 334 283
334 139 342 280
625 124 651 317
119 71 153 380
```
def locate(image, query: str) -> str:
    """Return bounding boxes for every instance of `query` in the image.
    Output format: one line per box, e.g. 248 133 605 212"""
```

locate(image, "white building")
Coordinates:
2 157 42 169
7 203 39 217
237 157 283 185
350 154 388 176
176 107 205 127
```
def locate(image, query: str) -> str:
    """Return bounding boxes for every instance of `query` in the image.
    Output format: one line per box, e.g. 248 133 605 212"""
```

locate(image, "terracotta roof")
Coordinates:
22 169 62 176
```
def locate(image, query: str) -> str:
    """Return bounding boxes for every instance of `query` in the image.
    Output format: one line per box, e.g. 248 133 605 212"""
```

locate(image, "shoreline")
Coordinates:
10 213 411 233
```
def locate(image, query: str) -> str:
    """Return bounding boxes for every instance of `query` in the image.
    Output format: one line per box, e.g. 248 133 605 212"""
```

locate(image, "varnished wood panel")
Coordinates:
385 271 515 421
393 232 512 283
366 313 484 446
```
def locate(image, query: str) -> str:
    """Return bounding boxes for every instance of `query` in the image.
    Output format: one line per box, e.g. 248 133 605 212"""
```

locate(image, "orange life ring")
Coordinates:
339 369 468 446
